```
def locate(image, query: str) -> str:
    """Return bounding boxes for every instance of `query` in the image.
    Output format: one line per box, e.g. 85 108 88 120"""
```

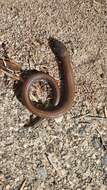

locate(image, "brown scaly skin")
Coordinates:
22 38 75 118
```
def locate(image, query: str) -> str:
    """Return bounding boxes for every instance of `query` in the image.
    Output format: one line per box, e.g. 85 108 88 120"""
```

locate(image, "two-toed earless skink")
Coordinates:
22 38 75 118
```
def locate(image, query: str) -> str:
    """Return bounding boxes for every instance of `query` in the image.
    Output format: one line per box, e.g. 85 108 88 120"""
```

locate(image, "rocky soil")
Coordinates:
0 0 107 189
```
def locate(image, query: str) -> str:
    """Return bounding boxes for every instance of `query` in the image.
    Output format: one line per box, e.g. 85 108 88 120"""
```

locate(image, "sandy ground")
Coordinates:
0 0 107 189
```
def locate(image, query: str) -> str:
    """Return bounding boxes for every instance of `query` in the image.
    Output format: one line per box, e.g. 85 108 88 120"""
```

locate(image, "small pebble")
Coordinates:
100 185 107 190
36 167 47 181
54 116 63 123
86 185 92 190
5 185 11 190
92 135 102 149
102 154 107 166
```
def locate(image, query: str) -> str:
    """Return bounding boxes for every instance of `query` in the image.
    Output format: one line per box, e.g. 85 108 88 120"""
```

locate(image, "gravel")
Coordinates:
0 0 106 189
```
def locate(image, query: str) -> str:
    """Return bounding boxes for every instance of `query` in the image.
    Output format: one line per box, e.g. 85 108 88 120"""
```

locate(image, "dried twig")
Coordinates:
19 179 26 190
71 113 107 119
0 68 20 81
95 129 107 151
104 107 107 118
44 153 66 178
86 115 107 119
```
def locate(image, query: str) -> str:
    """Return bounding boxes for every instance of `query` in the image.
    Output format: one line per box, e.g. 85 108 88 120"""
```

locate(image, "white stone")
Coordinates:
54 116 63 123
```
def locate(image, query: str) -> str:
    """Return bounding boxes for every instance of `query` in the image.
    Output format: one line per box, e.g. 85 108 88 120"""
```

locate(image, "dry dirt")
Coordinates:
0 0 107 190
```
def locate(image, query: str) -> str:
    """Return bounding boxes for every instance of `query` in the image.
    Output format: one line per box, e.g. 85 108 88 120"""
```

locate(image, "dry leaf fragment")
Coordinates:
0 58 21 71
